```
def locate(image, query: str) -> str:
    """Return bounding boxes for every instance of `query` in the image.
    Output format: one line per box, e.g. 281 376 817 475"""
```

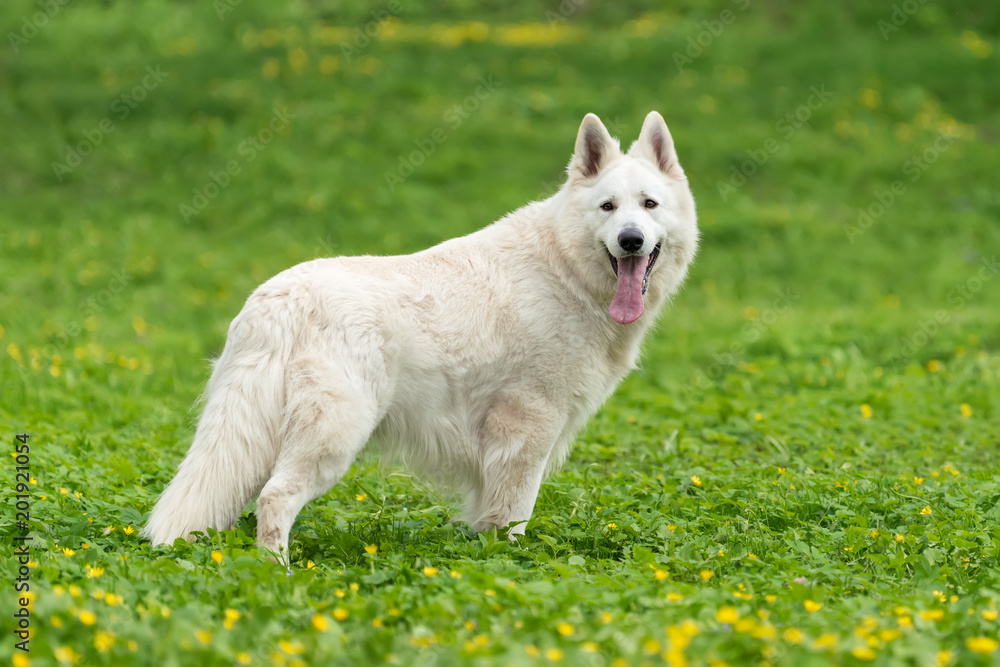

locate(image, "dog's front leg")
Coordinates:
467 395 561 539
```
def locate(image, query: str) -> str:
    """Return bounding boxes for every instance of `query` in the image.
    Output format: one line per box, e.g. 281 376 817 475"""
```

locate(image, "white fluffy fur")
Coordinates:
143 112 698 558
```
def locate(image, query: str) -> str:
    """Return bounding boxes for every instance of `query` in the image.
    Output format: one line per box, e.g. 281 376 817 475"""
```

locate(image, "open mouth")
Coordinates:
607 242 660 295
605 242 661 325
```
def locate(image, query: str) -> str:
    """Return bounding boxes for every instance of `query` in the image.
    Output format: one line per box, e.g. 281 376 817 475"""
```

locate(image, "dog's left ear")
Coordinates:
628 111 684 179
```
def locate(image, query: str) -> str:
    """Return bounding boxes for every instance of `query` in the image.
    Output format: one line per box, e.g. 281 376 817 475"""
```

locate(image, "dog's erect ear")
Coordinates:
568 114 621 181
628 111 683 178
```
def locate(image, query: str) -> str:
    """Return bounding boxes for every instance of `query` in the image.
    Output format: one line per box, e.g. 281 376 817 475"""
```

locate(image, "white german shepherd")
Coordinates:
144 112 698 559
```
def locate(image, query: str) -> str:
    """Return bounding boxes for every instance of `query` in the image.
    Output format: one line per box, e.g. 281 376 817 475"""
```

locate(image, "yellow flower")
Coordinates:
86 565 105 578
643 639 662 654
879 628 902 642
545 647 564 662
748 553 757 559
607 522 618 530
312 614 329 631
94 630 115 652
858 88 881 108
936 650 952 665
765 594 777 603
237 653 252 665
365 544 378 555
654 569 668 581
356 493 367 501
967 637 999 654
53 647 79 664
349 582 359 592
754 413 763 421
105 593 123 606
422 566 438 577
372 617 383 628
600 611 613 623
333 608 349 621
860 404 873 419
525 645 540 657
211 551 223 563
306 561 315 569
913 477 924 484
716 606 739 624
279 640 304 654
123 526 135 535
926 360 942 372
79 610 97 625
852 646 877 660
960 403 972 418
920 506 932 516
61 548 75 556
919 609 944 621
225 609 240 622
782 628 803 644
699 570 714 581
195 629 211 645
691 475 702 486
981 609 998 620
813 633 838 649
12 654 28 667
717 549 725 557
667 592 684 602
556 622 574 636
804 600 822 613
582 641 600 653
484 589 496 597
895 533 905 543
667 524 677 531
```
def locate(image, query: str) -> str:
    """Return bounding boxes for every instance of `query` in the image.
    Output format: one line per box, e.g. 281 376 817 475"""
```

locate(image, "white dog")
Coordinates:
144 112 698 559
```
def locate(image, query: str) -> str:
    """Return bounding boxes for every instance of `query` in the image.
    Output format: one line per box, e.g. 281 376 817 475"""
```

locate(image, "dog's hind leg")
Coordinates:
255 356 379 563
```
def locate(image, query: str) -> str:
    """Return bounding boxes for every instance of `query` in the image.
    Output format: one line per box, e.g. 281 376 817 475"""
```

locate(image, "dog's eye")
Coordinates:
644 199 658 209
600 201 614 212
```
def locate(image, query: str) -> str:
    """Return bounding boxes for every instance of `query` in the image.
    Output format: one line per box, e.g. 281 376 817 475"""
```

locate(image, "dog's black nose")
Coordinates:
618 228 644 253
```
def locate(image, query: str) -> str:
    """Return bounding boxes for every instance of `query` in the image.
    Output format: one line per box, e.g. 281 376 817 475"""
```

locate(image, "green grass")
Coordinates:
2 0 1000 665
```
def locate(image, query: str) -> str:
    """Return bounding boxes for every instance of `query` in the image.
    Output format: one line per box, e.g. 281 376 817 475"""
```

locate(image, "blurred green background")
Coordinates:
2 0 998 402
1 1 999 665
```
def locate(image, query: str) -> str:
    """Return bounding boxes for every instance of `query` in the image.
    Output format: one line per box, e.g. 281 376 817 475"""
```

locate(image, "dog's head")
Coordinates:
558 112 698 325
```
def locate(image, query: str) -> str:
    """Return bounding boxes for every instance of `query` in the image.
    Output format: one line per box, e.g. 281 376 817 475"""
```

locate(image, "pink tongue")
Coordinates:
609 255 648 324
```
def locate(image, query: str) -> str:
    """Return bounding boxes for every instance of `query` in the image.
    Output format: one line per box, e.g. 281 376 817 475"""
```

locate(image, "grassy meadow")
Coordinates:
1 0 1000 665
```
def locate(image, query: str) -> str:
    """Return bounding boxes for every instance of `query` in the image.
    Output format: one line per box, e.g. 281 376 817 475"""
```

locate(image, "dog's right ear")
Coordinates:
567 114 621 182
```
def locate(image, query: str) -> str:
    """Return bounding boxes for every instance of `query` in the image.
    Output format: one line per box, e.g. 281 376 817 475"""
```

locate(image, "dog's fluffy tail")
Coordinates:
143 304 291 546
